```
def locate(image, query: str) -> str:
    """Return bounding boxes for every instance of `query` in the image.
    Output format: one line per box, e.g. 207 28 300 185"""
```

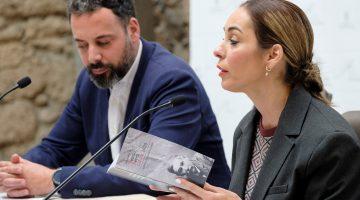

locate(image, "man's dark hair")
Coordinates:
67 0 136 25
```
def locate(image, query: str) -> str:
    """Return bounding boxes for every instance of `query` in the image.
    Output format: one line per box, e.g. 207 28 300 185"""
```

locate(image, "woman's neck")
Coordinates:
246 82 291 129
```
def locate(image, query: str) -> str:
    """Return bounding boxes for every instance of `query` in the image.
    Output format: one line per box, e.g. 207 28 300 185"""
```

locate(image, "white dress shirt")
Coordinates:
108 41 143 160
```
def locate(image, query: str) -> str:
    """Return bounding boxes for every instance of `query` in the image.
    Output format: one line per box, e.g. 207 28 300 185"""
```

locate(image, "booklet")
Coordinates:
107 128 214 192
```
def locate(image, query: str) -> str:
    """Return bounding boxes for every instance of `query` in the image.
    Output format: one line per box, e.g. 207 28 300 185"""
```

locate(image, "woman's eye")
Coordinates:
229 39 239 45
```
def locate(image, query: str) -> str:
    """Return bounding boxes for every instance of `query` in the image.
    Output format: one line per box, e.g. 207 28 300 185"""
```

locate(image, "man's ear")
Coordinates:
265 44 284 71
127 17 140 42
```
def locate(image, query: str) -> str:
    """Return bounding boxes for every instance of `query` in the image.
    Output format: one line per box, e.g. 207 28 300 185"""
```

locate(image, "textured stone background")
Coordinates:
0 0 189 160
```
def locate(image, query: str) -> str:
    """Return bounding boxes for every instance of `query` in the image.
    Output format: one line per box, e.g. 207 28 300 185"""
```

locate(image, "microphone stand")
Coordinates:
44 100 174 200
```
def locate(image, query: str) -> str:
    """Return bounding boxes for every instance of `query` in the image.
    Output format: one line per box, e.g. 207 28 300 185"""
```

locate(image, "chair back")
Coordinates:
342 111 360 139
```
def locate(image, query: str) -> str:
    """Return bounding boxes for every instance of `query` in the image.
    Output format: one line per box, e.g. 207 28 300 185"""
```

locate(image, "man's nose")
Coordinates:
88 46 102 64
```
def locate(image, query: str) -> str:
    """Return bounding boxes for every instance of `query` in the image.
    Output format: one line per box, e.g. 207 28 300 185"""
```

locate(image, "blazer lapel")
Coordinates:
230 110 258 198
250 129 294 200
124 38 154 125
250 86 312 200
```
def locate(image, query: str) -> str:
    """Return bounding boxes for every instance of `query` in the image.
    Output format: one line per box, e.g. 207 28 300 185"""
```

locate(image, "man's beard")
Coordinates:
87 39 136 89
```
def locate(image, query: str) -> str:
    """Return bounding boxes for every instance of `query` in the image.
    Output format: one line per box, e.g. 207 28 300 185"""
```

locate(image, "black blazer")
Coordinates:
229 86 360 200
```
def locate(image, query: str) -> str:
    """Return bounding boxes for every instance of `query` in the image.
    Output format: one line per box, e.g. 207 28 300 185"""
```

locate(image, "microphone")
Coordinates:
170 95 186 107
0 76 32 101
44 95 187 200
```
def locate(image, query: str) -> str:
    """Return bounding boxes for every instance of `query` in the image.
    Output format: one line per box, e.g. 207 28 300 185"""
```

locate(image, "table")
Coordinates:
0 193 155 200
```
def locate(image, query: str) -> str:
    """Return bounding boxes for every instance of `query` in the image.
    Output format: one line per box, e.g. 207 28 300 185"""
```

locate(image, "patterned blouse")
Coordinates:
244 121 277 200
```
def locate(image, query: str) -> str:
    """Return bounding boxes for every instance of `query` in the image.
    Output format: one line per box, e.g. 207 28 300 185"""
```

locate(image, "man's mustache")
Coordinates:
88 62 113 69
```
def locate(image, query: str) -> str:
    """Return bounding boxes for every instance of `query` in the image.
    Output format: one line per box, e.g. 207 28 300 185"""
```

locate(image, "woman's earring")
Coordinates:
265 66 271 76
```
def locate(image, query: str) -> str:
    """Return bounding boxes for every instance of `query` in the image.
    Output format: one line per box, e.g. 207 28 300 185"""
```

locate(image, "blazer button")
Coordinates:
85 190 92 196
80 190 87 196
73 189 79 196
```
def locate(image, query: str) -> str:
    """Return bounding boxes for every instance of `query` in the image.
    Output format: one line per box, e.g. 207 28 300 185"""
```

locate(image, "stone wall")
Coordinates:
135 0 189 61
0 0 77 159
150 0 189 61
0 0 189 160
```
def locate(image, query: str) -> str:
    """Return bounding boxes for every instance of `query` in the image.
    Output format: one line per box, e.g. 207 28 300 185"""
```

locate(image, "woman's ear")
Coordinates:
266 44 284 70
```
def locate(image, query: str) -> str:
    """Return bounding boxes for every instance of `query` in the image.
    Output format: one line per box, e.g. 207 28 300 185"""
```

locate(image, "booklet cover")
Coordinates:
107 128 214 192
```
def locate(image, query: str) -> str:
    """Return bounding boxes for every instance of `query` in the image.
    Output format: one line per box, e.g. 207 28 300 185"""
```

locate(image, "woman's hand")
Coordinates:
151 178 242 200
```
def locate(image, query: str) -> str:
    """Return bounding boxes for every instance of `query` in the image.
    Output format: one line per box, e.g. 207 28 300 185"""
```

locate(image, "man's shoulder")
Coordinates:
150 55 189 72
142 40 193 75
138 45 199 91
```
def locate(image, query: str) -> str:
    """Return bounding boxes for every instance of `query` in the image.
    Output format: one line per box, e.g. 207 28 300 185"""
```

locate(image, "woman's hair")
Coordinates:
241 0 331 105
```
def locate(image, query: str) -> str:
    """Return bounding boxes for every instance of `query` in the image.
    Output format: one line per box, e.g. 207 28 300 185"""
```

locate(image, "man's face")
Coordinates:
70 8 139 88
172 156 192 176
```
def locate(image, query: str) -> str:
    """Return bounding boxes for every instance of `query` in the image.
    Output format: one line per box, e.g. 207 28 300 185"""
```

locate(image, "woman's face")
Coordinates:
214 7 268 93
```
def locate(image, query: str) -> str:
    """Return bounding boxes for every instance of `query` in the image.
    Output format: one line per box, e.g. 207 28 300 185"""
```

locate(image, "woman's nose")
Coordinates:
213 45 224 59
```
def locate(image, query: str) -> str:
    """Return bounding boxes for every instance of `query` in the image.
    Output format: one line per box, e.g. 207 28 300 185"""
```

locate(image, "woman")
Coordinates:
151 0 360 199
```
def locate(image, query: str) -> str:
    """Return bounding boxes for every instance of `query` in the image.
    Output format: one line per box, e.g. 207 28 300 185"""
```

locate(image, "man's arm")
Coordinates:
1 155 161 198
23 70 88 168
57 165 161 198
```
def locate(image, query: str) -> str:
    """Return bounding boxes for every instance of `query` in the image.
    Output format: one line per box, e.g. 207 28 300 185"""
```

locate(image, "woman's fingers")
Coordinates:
170 186 200 200
156 194 181 200
203 182 221 193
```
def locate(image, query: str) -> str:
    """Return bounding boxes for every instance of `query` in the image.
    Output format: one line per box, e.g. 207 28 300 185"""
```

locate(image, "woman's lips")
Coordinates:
91 67 109 76
217 65 228 76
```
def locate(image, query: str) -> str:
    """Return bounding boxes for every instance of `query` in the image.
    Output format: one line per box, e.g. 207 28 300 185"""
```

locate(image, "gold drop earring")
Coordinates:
265 66 271 76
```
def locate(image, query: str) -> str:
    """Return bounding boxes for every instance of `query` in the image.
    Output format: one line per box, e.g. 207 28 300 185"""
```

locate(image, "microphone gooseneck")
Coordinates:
0 76 32 101
44 96 187 200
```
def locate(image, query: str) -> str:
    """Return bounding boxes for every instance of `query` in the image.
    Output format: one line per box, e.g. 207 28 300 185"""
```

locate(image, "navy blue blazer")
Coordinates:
24 39 230 198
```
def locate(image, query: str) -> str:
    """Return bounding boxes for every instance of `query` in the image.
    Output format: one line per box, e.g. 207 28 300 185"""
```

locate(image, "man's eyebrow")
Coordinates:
74 38 84 42
96 35 114 40
73 35 114 42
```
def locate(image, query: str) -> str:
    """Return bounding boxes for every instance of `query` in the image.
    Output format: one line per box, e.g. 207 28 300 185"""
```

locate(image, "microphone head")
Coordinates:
170 95 187 107
17 76 31 89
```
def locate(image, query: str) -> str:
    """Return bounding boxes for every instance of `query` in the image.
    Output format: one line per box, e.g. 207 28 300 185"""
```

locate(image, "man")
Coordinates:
0 0 230 198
